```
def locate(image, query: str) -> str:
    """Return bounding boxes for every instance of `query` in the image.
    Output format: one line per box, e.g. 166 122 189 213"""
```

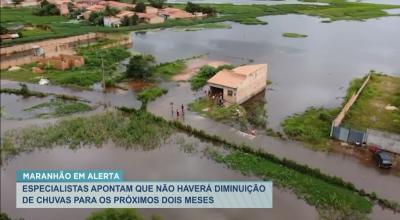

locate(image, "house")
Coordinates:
102 1 133 10
116 10 135 19
207 64 267 104
103 16 121 27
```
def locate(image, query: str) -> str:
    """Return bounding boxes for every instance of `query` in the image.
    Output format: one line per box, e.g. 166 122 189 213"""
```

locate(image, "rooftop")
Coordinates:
207 64 267 88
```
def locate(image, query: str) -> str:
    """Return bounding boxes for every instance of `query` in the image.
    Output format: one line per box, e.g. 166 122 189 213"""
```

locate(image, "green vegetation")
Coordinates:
33 0 60 16
343 73 400 133
190 64 234 90
282 107 339 150
217 151 371 218
188 92 267 129
185 2 216 16
86 208 161 220
24 99 93 117
176 23 231 31
188 98 249 129
137 87 168 103
3 2 398 46
297 2 399 22
1 46 130 88
1 110 173 162
0 85 81 101
153 59 186 80
125 54 156 80
2 107 400 215
282 32 308 38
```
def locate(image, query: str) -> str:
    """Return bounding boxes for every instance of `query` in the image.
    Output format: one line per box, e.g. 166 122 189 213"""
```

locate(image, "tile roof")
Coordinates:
207 70 246 89
207 64 267 88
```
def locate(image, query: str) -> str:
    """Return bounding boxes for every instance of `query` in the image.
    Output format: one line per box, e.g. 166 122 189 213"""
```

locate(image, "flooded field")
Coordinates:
132 14 400 128
147 82 400 202
1 135 318 220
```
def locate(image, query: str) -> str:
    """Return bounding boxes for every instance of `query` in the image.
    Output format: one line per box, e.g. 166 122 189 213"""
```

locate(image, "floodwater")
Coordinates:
1 94 53 120
167 0 328 5
0 80 141 109
147 82 400 203
132 14 400 128
0 136 318 220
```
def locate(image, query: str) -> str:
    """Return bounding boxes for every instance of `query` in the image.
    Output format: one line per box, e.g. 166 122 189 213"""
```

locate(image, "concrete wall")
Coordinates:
366 129 400 154
332 73 371 128
235 65 267 104
1 33 104 70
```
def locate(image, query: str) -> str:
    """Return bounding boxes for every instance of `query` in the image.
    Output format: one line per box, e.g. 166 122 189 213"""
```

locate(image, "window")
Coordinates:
227 90 233 96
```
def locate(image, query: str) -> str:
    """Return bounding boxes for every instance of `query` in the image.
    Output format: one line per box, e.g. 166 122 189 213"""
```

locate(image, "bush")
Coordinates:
137 87 168 103
190 64 234 90
33 0 60 16
148 0 165 9
134 2 146 13
125 54 156 79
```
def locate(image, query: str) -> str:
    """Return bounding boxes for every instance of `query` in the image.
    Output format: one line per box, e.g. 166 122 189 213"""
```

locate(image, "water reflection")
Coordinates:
1 136 318 220
132 15 400 128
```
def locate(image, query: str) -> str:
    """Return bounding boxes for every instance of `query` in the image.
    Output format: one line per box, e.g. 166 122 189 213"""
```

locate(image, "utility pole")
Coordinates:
101 54 105 93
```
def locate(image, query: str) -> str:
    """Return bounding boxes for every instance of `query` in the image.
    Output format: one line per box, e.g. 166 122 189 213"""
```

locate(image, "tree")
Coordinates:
88 11 104 26
201 6 216 16
148 0 165 9
104 5 119 16
134 1 146 13
86 209 144 220
184 2 215 16
131 0 137 4
131 13 139 25
185 2 201 13
121 16 131 26
33 0 60 16
125 54 156 79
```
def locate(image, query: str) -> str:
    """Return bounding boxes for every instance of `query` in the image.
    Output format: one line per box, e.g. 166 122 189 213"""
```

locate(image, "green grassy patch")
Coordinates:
282 107 339 150
153 60 187 80
137 87 168 103
188 98 249 130
282 32 308 38
343 73 400 133
0 46 130 88
176 22 232 31
218 151 372 218
24 99 93 117
1 110 173 162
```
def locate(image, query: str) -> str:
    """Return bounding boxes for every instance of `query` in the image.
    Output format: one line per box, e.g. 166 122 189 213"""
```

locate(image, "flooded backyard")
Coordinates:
132 14 400 128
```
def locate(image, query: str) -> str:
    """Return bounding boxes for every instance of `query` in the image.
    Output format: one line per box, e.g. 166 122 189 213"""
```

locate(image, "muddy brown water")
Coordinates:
1 136 319 220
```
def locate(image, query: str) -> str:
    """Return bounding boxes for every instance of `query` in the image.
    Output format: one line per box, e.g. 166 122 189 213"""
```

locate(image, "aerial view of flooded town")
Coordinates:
0 0 399 219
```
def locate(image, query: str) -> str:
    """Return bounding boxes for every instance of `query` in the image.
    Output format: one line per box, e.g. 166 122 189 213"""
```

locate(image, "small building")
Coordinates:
207 64 267 104
103 16 121 27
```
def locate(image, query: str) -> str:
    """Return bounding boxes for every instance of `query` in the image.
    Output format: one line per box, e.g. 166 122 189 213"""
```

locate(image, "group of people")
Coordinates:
204 89 224 106
171 103 185 119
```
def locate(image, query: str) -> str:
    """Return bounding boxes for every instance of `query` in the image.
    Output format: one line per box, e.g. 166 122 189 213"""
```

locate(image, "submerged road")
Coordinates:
1 80 400 203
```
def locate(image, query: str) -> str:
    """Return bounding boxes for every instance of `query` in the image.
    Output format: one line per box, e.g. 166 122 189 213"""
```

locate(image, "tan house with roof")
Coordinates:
207 64 267 104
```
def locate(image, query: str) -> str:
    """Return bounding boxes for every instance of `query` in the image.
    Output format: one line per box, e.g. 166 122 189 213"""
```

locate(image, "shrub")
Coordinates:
33 0 60 16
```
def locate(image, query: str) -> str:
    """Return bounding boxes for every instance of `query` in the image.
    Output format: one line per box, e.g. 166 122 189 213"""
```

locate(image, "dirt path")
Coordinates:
172 58 227 81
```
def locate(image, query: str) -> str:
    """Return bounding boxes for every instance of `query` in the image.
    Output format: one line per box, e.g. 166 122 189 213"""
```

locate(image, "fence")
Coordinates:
0 33 101 70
